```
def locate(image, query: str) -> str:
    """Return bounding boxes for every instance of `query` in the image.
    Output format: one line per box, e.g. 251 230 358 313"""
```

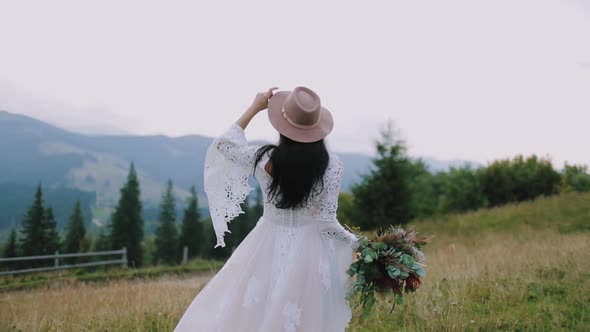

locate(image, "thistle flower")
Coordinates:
405 275 421 293
411 247 426 263
375 231 403 244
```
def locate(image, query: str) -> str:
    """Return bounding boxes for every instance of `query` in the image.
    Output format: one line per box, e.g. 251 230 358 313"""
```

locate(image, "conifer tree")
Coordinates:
179 186 203 259
351 121 412 229
2 228 18 258
43 206 61 255
20 184 46 264
1 228 18 269
110 163 144 267
154 179 179 265
64 201 86 257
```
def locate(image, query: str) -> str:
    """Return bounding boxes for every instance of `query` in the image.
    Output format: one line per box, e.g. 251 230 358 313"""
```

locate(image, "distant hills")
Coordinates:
0 110 481 237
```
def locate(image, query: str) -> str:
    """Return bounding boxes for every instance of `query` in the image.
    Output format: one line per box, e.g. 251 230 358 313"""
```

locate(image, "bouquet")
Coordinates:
346 225 433 317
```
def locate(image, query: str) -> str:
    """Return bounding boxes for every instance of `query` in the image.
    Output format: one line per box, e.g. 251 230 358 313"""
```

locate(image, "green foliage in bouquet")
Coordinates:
346 225 433 318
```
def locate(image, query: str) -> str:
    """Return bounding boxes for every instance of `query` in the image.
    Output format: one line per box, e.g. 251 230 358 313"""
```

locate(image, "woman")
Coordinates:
174 86 359 332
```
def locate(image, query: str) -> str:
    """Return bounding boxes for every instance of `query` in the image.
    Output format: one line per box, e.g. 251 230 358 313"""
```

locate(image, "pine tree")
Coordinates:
64 201 86 263
154 179 179 265
179 186 203 260
1 228 18 270
110 163 144 267
351 121 412 229
43 206 61 255
20 184 46 266
2 228 18 258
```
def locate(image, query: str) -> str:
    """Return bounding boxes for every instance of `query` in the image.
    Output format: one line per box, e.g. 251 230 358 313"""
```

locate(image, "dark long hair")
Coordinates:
253 134 330 209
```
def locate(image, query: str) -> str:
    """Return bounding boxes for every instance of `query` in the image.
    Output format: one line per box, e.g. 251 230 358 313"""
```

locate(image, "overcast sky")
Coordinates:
1 0 589 167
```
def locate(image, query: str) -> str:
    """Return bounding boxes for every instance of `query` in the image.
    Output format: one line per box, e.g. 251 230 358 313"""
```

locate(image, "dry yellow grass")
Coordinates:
0 272 214 331
2 192 589 331
350 229 590 331
1 228 588 331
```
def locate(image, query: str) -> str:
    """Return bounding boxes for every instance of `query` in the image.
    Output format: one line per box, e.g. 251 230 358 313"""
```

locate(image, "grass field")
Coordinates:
1 192 589 331
0 259 224 292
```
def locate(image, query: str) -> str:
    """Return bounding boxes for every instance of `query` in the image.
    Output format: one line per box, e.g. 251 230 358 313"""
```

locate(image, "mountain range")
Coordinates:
0 110 481 238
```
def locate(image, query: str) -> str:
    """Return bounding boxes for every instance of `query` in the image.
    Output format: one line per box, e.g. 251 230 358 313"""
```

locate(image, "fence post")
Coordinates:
122 247 128 268
182 246 188 265
54 251 59 268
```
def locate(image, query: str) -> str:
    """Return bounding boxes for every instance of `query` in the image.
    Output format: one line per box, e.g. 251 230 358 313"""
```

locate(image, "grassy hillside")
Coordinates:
413 190 590 237
350 191 590 331
0 259 224 292
1 192 588 331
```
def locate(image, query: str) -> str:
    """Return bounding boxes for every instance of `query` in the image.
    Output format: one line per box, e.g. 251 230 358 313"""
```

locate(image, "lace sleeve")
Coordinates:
204 123 258 248
318 153 359 250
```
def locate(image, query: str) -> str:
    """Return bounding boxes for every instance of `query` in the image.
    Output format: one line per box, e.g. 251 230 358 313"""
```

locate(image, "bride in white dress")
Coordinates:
174 86 359 332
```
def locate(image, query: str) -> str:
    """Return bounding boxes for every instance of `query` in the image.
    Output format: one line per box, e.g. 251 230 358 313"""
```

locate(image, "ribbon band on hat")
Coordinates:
281 104 321 130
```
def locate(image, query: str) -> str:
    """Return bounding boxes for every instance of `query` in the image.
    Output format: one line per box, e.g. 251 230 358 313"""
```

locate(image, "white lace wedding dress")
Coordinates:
174 123 359 332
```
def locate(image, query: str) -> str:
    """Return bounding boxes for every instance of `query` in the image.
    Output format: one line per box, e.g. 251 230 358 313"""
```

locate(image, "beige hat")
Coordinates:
267 86 334 143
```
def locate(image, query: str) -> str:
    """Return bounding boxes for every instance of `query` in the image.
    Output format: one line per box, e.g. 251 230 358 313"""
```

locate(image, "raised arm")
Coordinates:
211 87 279 168
236 87 279 129
204 87 278 248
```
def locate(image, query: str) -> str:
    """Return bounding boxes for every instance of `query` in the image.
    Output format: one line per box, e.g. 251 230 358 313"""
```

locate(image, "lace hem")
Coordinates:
320 220 360 250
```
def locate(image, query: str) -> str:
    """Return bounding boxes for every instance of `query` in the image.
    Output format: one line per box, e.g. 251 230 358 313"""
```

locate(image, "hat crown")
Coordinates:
267 85 333 143
283 86 322 127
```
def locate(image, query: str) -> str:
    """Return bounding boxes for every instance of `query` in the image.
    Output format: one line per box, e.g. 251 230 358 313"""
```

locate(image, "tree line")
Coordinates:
1 163 264 269
3 121 589 268
338 122 590 230
1 185 93 269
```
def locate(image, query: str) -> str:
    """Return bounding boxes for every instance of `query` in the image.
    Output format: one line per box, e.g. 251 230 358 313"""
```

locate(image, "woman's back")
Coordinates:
254 148 341 227
205 123 357 249
175 87 358 331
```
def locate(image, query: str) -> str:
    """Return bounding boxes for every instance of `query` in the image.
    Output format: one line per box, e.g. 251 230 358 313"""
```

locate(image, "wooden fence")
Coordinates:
0 247 127 276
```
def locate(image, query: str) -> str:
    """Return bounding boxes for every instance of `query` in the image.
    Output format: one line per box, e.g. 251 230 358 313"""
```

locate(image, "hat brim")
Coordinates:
267 91 334 143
